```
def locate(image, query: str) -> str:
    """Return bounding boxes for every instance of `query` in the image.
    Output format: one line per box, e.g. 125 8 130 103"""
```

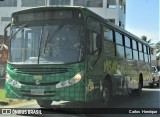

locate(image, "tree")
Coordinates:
141 35 152 44
141 36 159 55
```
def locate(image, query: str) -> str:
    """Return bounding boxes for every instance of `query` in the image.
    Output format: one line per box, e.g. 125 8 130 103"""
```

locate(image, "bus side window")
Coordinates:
132 40 139 60
125 36 132 60
115 32 125 58
148 47 151 63
103 26 113 41
87 17 101 55
138 42 144 61
145 46 149 62
88 32 100 55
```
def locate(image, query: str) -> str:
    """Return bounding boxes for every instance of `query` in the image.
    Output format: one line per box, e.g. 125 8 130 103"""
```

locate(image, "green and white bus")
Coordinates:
4 6 152 107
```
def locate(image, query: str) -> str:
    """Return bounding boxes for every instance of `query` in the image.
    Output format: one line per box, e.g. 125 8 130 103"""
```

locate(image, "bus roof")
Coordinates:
12 6 150 46
12 6 85 15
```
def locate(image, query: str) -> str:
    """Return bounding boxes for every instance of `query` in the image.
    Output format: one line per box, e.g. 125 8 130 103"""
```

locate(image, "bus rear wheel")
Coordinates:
36 100 52 108
102 81 112 107
131 81 142 96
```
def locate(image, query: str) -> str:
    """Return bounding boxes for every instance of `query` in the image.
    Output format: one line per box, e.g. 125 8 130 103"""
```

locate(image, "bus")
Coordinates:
4 6 152 107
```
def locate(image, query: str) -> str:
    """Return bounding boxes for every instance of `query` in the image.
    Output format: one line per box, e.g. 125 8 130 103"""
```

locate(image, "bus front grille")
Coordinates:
22 94 55 97
12 68 68 75
19 81 60 86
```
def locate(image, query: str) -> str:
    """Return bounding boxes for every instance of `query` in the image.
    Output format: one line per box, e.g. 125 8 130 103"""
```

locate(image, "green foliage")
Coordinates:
141 35 160 55
141 35 152 44
0 89 7 101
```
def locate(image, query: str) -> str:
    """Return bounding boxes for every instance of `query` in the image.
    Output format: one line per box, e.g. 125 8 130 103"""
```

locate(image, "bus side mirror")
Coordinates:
4 30 8 41
3 23 11 41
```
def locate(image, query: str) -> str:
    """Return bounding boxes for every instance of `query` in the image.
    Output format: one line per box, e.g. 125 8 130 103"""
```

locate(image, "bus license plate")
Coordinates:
31 89 44 95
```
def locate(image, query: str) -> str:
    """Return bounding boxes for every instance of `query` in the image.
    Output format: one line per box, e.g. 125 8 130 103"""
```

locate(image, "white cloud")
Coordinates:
125 28 159 44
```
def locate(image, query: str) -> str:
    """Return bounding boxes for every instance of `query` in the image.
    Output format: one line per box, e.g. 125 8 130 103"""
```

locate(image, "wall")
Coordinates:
0 7 28 35
0 0 126 36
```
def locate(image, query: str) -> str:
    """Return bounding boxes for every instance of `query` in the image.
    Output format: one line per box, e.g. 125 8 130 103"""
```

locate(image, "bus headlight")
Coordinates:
74 73 81 81
56 71 84 88
6 73 21 88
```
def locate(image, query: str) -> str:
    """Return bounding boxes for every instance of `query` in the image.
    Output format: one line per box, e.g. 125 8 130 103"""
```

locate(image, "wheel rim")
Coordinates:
102 87 109 104
139 83 142 93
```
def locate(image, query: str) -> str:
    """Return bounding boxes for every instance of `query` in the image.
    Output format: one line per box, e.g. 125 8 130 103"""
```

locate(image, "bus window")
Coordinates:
125 36 131 47
125 36 132 59
87 18 101 55
148 47 151 62
147 47 150 54
138 43 142 52
103 26 113 41
143 45 147 53
132 40 137 50
138 42 144 61
115 32 123 45
133 50 138 60
144 54 148 62
148 54 151 62
87 18 101 34
126 48 132 59
88 32 102 55
116 45 125 58
139 52 144 61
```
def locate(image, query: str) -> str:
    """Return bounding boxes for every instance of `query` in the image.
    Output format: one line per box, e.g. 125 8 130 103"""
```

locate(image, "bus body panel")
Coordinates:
4 6 152 103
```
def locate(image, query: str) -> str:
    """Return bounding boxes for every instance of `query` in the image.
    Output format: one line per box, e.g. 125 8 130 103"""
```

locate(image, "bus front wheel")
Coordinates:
36 100 52 108
102 80 112 107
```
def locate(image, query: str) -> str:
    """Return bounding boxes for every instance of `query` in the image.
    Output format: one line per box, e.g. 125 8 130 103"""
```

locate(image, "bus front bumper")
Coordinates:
5 72 85 101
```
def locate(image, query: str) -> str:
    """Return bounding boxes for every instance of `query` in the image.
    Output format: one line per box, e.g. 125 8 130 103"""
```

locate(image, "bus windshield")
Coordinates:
10 24 84 64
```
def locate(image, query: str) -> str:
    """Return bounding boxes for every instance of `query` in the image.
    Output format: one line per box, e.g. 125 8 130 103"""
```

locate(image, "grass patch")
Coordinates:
0 89 8 101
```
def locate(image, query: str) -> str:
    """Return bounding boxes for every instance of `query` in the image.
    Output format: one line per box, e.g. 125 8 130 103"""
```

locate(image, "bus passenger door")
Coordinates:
86 17 103 100
88 32 101 67
87 18 102 70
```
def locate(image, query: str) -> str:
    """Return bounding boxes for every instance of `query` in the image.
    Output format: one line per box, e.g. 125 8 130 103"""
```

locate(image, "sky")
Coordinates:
125 0 159 44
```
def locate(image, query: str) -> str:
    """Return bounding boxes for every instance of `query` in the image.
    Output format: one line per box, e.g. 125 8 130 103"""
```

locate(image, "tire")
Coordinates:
102 80 112 107
135 82 142 95
131 81 142 96
36 100 52 108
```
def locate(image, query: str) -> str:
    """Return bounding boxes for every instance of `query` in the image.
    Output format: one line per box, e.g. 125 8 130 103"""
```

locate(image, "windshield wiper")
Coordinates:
38 26 44 64
46 25 64 43
43 31 50 54
43 25 64 54
11 24 27 42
